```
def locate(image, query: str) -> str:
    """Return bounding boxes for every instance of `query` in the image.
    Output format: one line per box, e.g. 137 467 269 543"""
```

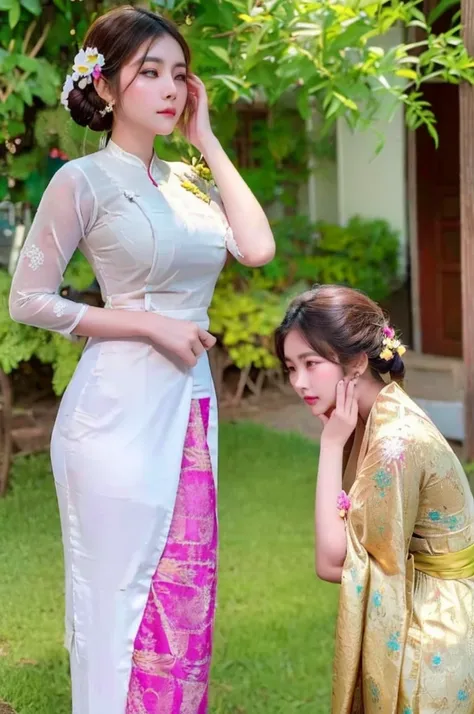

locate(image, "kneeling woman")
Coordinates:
276 285 474 714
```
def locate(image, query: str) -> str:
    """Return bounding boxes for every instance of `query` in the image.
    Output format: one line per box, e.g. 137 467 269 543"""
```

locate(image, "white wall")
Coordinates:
306 111 339 224
336 27 408 276
313 160 339 224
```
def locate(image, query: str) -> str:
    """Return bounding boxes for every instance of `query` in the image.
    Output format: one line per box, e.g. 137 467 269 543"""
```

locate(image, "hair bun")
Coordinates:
389 351 405 378
67 82 113 132
370 350 405 378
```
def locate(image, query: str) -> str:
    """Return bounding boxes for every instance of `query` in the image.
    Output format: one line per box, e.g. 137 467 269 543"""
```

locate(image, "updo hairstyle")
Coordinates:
274 285 406 384
67 6 191 132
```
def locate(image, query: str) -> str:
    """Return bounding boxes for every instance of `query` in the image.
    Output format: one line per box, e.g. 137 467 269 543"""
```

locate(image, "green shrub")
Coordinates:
253 214 400 302
209 214 400 370
209 273 295 370
0 254 92 395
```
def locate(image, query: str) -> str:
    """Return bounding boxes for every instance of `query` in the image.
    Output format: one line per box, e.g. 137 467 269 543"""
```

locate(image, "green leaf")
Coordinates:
0 176 8 201
8 0 20 28
244 24 269 59
2 92 23 118
428 0 459 25
395 68 418 80
326 96 342 119
18 82 33 105
374 133 386 155
410 7 428 24
1 52 18 72
212 74 249 89
0 0 15 9
329 19 370 53
333 91 358 111
20 0 41 14
368 46 385 59
7 119 25 136
16 55 41 73
6 146 42 179
209 45 231 65
30 75 60 105
238 13 256 23
426 120 439 147
296 89 311 120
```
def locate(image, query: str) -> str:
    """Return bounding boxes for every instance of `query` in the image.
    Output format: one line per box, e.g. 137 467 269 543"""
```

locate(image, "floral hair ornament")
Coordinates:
379 325 407 362
60 47 105 111
337 490 351 519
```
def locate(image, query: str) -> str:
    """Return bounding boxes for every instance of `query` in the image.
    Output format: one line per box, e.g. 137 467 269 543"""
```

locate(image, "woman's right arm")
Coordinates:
73 306 215 367
9 164 214 367
9 164 95 338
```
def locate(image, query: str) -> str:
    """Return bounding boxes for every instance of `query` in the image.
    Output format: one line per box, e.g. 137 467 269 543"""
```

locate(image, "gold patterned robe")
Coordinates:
334 382 474 713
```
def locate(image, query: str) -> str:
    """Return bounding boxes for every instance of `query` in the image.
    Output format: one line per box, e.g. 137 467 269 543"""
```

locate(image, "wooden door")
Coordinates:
416 83 461 357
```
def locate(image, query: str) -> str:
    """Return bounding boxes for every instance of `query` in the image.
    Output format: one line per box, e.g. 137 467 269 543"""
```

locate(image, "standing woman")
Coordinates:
276 285 474 714
9 6 275 713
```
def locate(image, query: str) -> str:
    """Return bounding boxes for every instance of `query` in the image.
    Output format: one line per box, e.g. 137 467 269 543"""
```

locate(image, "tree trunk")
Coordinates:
0 368 13 497
461 0 474 487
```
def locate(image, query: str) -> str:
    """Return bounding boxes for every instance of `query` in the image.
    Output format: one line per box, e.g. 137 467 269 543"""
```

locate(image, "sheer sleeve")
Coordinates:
9 163 96 339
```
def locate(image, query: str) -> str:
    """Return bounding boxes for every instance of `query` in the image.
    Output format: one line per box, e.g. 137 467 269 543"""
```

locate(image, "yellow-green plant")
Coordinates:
210 273 286 370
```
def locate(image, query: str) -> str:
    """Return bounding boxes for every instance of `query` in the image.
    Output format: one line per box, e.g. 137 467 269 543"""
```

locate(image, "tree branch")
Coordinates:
22 19 37 55
1 22 52 107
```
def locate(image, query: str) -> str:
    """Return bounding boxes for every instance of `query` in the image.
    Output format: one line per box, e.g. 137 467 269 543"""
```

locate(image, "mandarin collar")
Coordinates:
104 139 172 184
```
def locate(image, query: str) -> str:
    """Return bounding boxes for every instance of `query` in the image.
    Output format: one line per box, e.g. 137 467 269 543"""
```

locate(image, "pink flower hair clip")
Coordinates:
337 490 351 519
379 324 406 362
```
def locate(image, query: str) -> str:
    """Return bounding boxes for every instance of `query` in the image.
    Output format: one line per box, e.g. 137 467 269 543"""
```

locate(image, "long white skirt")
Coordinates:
51 333 217 714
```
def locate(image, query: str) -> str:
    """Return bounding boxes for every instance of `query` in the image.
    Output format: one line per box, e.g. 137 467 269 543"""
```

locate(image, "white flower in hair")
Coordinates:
77 76 92 90
61 46 105 112
60 74 74 110
72 49 93 79
85 47 105 68
72 47 105 81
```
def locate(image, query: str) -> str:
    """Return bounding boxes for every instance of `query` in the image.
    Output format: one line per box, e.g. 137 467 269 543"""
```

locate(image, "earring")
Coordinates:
99 102 114 117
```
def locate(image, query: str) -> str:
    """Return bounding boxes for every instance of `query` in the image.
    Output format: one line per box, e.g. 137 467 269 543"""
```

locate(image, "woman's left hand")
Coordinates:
180 74 216 155
318 378 359 448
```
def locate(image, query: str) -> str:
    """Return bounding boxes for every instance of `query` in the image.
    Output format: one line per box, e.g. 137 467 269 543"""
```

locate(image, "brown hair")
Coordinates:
275 285 406 384
67 6 191 132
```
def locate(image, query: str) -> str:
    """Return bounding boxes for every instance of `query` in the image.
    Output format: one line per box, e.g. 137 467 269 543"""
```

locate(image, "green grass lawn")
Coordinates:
0 421 338 713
